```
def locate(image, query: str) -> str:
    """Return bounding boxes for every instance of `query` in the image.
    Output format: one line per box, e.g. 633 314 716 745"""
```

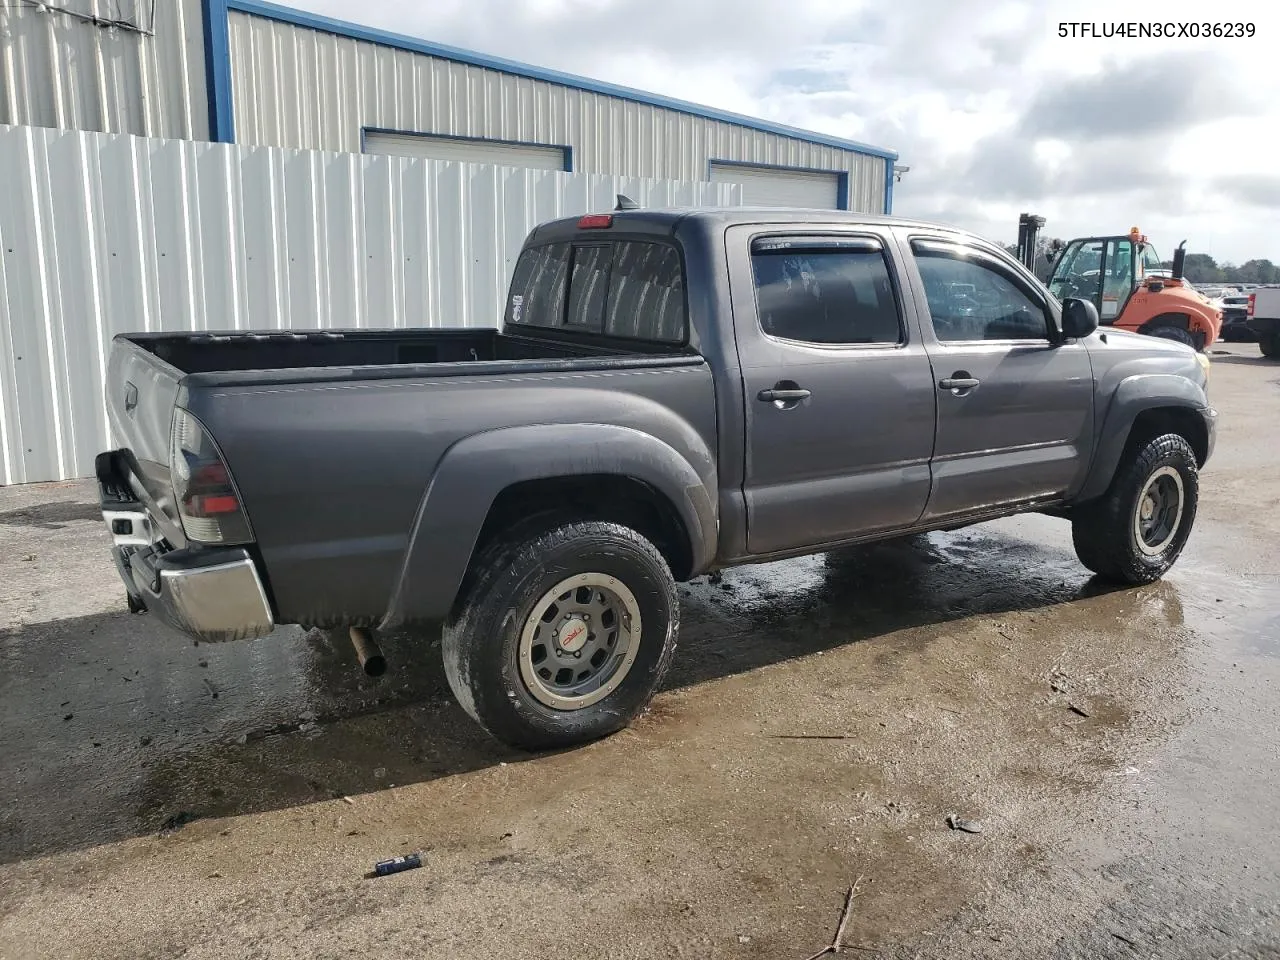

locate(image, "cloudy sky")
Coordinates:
292 0 1278 264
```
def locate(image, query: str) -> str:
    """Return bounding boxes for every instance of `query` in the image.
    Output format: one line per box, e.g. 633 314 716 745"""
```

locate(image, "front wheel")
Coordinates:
442 520 679 751
1071 434 1199 585
1147 325 1197 349
1261 334 1280 358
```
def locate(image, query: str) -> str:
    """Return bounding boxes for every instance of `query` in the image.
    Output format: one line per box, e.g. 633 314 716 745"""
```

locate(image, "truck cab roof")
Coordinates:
527 207 982 246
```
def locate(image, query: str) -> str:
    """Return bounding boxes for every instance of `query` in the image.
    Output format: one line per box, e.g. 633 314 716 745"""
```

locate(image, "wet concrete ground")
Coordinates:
1 343 1277 959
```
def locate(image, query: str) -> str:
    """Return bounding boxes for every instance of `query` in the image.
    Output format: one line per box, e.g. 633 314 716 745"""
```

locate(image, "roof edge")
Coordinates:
226 0 899 162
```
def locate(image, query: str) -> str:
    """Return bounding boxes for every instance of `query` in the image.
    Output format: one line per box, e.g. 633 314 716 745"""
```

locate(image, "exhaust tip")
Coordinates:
348 627 387 677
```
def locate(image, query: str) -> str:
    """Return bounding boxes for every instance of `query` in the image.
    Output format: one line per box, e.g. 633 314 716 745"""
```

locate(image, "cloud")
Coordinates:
286 0 1280 263
1216 175 1280 209
959 133 1048 200
766 68 850 95
1050 137 1188 198
1019 51 1260 140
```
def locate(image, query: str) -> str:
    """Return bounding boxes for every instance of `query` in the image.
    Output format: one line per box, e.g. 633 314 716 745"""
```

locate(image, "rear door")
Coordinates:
725 226 937 555
903 235 1095 520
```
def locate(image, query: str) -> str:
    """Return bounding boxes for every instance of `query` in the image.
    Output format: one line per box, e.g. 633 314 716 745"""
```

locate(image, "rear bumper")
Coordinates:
98 449 275 643
1219 314 1254 338
114 544 275 643
1247 316 1280 338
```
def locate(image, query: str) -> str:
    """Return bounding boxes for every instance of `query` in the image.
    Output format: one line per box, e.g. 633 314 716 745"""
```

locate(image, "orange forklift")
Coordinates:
1017 215 1222 351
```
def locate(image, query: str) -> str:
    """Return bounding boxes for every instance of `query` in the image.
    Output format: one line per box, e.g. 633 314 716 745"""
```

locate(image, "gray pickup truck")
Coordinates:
97 207 1216 750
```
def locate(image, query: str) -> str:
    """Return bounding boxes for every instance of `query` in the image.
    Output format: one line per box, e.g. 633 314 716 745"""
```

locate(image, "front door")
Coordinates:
905 236 1095 520
1099 238 1137 322
727 228 938 556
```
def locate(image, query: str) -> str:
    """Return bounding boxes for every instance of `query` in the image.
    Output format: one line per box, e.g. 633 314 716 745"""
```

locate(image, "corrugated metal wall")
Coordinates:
0 122 740 486
0 0 209 140
226 12 887 213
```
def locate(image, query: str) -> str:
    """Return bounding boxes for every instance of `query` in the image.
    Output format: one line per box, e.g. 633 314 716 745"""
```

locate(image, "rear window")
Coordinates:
506 240 686 343
505 243 570 329
566 244 612 331
604 242 686 341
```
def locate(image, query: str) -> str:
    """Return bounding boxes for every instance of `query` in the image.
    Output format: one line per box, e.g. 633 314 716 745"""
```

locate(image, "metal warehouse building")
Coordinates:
0 0 900 486
0 0 898 212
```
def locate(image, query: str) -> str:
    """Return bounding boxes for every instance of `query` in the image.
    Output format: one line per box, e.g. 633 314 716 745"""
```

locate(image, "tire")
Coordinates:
1261 335 1280 358
442 520 679 751
1147 325 1197 349
1070 434 1199 585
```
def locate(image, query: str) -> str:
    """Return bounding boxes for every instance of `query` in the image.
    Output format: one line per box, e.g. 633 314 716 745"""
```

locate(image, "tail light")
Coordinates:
1247 294 1255 317
577 214 612 229
170 408 252 544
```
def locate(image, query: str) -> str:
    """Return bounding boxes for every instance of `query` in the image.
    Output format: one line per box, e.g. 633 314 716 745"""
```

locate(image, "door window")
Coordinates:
750 242 903 345
1140 242 1163 278
1048 239 1104 307
913 245 1049 341
1101 239 1135 320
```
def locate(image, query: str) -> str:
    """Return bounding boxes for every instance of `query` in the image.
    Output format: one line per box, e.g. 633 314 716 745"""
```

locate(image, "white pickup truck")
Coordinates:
1248 288 1280 358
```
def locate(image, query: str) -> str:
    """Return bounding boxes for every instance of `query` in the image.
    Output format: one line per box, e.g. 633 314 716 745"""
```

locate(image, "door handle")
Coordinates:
758 387 811 402
938 377 980 391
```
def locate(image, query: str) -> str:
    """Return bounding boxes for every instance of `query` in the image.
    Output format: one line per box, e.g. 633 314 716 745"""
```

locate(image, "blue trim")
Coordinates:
882 158 894 215
708 159 852 210
202 0 235 142
360 127 574 172
226 0 898 162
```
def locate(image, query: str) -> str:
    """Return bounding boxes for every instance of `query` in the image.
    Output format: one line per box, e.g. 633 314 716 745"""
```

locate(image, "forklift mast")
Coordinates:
1016 213 1046 273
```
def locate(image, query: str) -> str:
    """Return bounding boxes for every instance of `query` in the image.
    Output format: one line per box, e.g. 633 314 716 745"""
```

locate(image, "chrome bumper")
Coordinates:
114 544 276 643
98 448 274 643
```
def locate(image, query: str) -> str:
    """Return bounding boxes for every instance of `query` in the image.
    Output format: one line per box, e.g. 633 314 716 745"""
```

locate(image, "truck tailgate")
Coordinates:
104 337 187 545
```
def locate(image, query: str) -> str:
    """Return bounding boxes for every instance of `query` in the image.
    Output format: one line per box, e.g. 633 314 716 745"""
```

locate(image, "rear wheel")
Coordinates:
442 520 679 751
1147 325 1197 349
1261 334 1280 358
1071 434 1198 585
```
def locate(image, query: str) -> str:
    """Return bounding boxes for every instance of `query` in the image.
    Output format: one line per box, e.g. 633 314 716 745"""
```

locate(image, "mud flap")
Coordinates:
112 547 148 614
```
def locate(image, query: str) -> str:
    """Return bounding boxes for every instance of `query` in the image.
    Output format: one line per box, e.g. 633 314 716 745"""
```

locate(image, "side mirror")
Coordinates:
1060 297 1099 340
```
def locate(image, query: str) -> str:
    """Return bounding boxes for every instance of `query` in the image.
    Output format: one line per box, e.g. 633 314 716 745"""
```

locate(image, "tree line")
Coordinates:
1168 254 1280 286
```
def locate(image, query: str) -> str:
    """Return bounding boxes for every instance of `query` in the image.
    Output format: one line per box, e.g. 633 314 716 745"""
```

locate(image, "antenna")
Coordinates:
614 194 639 211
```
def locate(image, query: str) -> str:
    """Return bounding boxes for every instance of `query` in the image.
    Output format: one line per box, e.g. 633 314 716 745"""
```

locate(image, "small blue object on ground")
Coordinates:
373 853 422 877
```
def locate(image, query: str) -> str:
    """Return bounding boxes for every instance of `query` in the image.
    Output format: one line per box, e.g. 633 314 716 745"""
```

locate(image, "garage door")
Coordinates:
709 162 842 209
363 131 568 171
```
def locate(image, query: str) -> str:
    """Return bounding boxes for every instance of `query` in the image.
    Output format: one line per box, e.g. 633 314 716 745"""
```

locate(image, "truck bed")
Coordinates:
131 327 672 378
104 325 714 629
